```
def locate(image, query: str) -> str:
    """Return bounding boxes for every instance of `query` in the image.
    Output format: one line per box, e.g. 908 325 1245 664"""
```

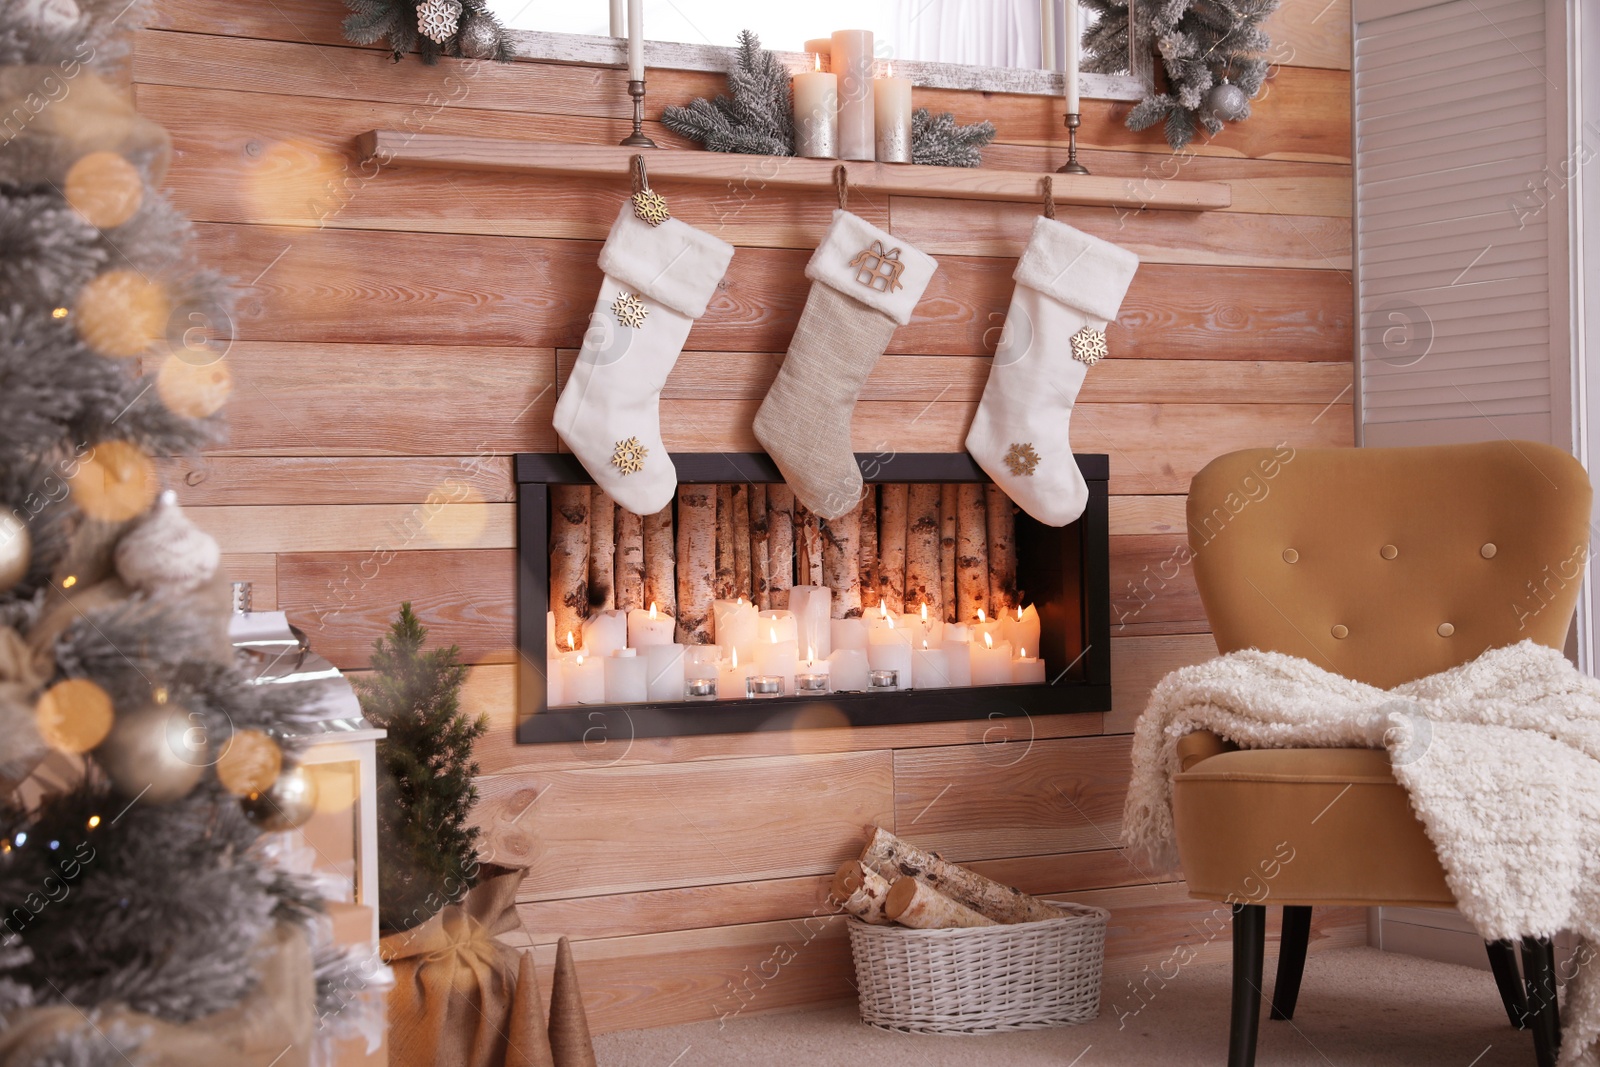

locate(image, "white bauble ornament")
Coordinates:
94 699 207 804
17 0 81 32
114 489 220 593
0 514 30 594
1205 80 1250 123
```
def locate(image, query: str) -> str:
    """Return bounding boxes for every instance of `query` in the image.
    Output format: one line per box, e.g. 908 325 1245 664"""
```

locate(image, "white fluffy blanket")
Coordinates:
1123 641 1600 1066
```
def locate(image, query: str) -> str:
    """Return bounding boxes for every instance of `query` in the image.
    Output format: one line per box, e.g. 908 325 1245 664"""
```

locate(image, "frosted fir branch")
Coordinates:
660 30 796 155
910 108 996 168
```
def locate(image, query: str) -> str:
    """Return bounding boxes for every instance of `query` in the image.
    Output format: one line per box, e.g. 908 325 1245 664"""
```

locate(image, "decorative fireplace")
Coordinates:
514 452 1111 743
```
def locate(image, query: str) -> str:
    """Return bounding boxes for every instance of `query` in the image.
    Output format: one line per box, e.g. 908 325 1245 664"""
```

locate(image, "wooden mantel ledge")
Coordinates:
356 132 1232 212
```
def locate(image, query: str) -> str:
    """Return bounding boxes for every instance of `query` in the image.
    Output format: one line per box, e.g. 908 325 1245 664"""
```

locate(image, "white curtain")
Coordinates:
890 0 1044 68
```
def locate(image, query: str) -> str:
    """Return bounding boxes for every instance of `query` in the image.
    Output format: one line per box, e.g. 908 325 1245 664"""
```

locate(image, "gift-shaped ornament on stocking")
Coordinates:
965 217 1139 526
754 211 937 519
553 202 734 516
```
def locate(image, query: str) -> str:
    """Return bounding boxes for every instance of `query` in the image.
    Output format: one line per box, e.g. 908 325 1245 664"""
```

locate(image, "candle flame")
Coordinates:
769 625 777 642
1017 605 1024 622
567 631 575 652
922 638 928 649
737 596 745 606
732 648 739 667
1020 647 1027 658
813 52 822 72
879 601 888 619
887 615 895 629
649 602 658 619
920 602 928 623
576 653 584 666
984 632 994 649
978 608 987 623
885 60 895 77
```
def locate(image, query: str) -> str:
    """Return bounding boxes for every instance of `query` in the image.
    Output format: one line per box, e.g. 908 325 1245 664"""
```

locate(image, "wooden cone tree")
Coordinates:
548 936 598 1067
506 951 557 1067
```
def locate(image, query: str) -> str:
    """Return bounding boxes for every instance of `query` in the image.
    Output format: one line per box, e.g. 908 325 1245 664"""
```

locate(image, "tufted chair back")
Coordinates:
1187 441 1592 689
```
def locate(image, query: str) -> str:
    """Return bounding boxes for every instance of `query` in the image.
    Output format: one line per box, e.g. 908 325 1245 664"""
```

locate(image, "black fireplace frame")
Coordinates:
514 452 1111 744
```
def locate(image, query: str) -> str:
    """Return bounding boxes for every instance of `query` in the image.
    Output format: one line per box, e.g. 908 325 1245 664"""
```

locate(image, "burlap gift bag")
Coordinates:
379 864 555 1067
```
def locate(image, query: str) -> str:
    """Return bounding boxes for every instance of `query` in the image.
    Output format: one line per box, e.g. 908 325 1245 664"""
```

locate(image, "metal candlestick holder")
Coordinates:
620 79 658 148
1057 112 1089 175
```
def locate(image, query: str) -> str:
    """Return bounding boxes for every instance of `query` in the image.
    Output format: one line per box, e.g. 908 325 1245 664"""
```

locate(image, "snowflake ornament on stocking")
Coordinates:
416 0 462 44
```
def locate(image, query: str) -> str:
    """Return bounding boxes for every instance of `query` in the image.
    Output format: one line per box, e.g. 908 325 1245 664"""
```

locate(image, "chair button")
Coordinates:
1380 544 1398 560
1282 548 1299 564
1438 622 1455 637
1331 624 1349 639
1481 543 1497 559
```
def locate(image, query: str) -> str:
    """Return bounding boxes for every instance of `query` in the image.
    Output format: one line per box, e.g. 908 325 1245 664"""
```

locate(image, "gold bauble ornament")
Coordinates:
93 698 207 805
156 352 233 418
241 764 319 831
64 150 144 230
34 678 113 754
69 439 158 522
74 269 169 358
216 728 282 797
0 513 30 594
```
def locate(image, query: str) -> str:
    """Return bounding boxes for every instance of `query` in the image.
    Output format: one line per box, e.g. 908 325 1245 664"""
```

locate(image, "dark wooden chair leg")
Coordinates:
1230 903 1267 1067
1520 936 1561 1067
1270 905 1313 1021
1485 939 1529 1030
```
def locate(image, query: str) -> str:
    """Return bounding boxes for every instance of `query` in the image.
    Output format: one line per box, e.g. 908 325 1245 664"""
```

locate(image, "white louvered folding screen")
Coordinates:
1354 0 1570 447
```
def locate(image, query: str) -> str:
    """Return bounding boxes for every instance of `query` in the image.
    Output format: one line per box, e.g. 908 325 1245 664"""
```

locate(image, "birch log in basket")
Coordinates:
847 900 1109 1034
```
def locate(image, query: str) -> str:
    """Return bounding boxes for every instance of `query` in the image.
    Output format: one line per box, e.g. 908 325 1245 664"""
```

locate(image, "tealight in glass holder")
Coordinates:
684 677 717 701
869 669 899 691
746 676 784 699
794 672 831 695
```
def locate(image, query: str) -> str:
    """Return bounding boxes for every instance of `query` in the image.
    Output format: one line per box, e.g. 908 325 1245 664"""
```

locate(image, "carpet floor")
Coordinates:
595 946 1536 1066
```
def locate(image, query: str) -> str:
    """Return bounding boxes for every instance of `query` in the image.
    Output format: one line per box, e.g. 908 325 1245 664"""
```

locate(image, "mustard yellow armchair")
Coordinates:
1171 441 1591 1067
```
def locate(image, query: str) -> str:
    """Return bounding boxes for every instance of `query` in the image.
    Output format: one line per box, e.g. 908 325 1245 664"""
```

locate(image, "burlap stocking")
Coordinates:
753 210 936 519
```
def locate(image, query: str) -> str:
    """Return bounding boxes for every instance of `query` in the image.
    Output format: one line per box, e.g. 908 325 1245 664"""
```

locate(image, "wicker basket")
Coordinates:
846 900 1109 1035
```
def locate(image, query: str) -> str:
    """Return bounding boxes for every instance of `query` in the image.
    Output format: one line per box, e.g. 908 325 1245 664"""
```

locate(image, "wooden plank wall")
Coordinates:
136 0 1359 1033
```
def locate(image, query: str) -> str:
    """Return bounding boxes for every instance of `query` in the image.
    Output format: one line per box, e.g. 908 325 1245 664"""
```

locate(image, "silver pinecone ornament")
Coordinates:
416 0 463 44
1205 79 1250 122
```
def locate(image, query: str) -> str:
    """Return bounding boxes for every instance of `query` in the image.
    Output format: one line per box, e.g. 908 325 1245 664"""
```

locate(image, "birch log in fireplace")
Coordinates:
515 452 1111 743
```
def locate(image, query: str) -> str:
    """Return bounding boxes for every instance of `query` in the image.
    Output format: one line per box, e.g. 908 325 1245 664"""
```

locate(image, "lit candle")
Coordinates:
1012 646 1047 684
969 631 1014 686
754 624 800 695
873 60 912 163
604 649 649 703
793 53 839 159
899 602 945 651
1064 0 1080 114
999 604 1040 659
867 600 895 632
582 609 628 658
761 610 799 644
831 29 875 162
796 645 832 694
644 643 686 701
830 617 868 652
562 651 606 704
712 597 759 664
788 586 833 659
828 647 870 691
628 601 675 648
867 614 913 690
626 0 644 81
971 607 1002 648
911 639 952 689
717 647 755 702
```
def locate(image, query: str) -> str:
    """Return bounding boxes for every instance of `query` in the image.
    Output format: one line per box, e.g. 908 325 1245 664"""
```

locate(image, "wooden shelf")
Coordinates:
356 133 1232 212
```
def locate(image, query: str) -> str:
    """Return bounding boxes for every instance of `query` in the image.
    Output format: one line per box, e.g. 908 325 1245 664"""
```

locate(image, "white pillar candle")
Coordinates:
970 608 1003 648
828 647 870 691
911 643 952 689
604 649 649 703
582 609 628 658
754 625 800 694
1012 648 1047 685
830 617 868 652
970 632 1014 686
626 0 644 80
562 651 606 704
866 600 895 633
712 597 759 664
793 55 839 159
628 601 675 648
944 622 970 645
545 656 565 706
804 37 833 63
1064 0 1081 113
867 617 913 689
644 643 686 701
873 62 912 163
684 645 721 684
796 650 832 694
999 604 1041 660
939 637 974 686
717 648 755 701
760 610 799 644
831 29 874 161
789 586 833 659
